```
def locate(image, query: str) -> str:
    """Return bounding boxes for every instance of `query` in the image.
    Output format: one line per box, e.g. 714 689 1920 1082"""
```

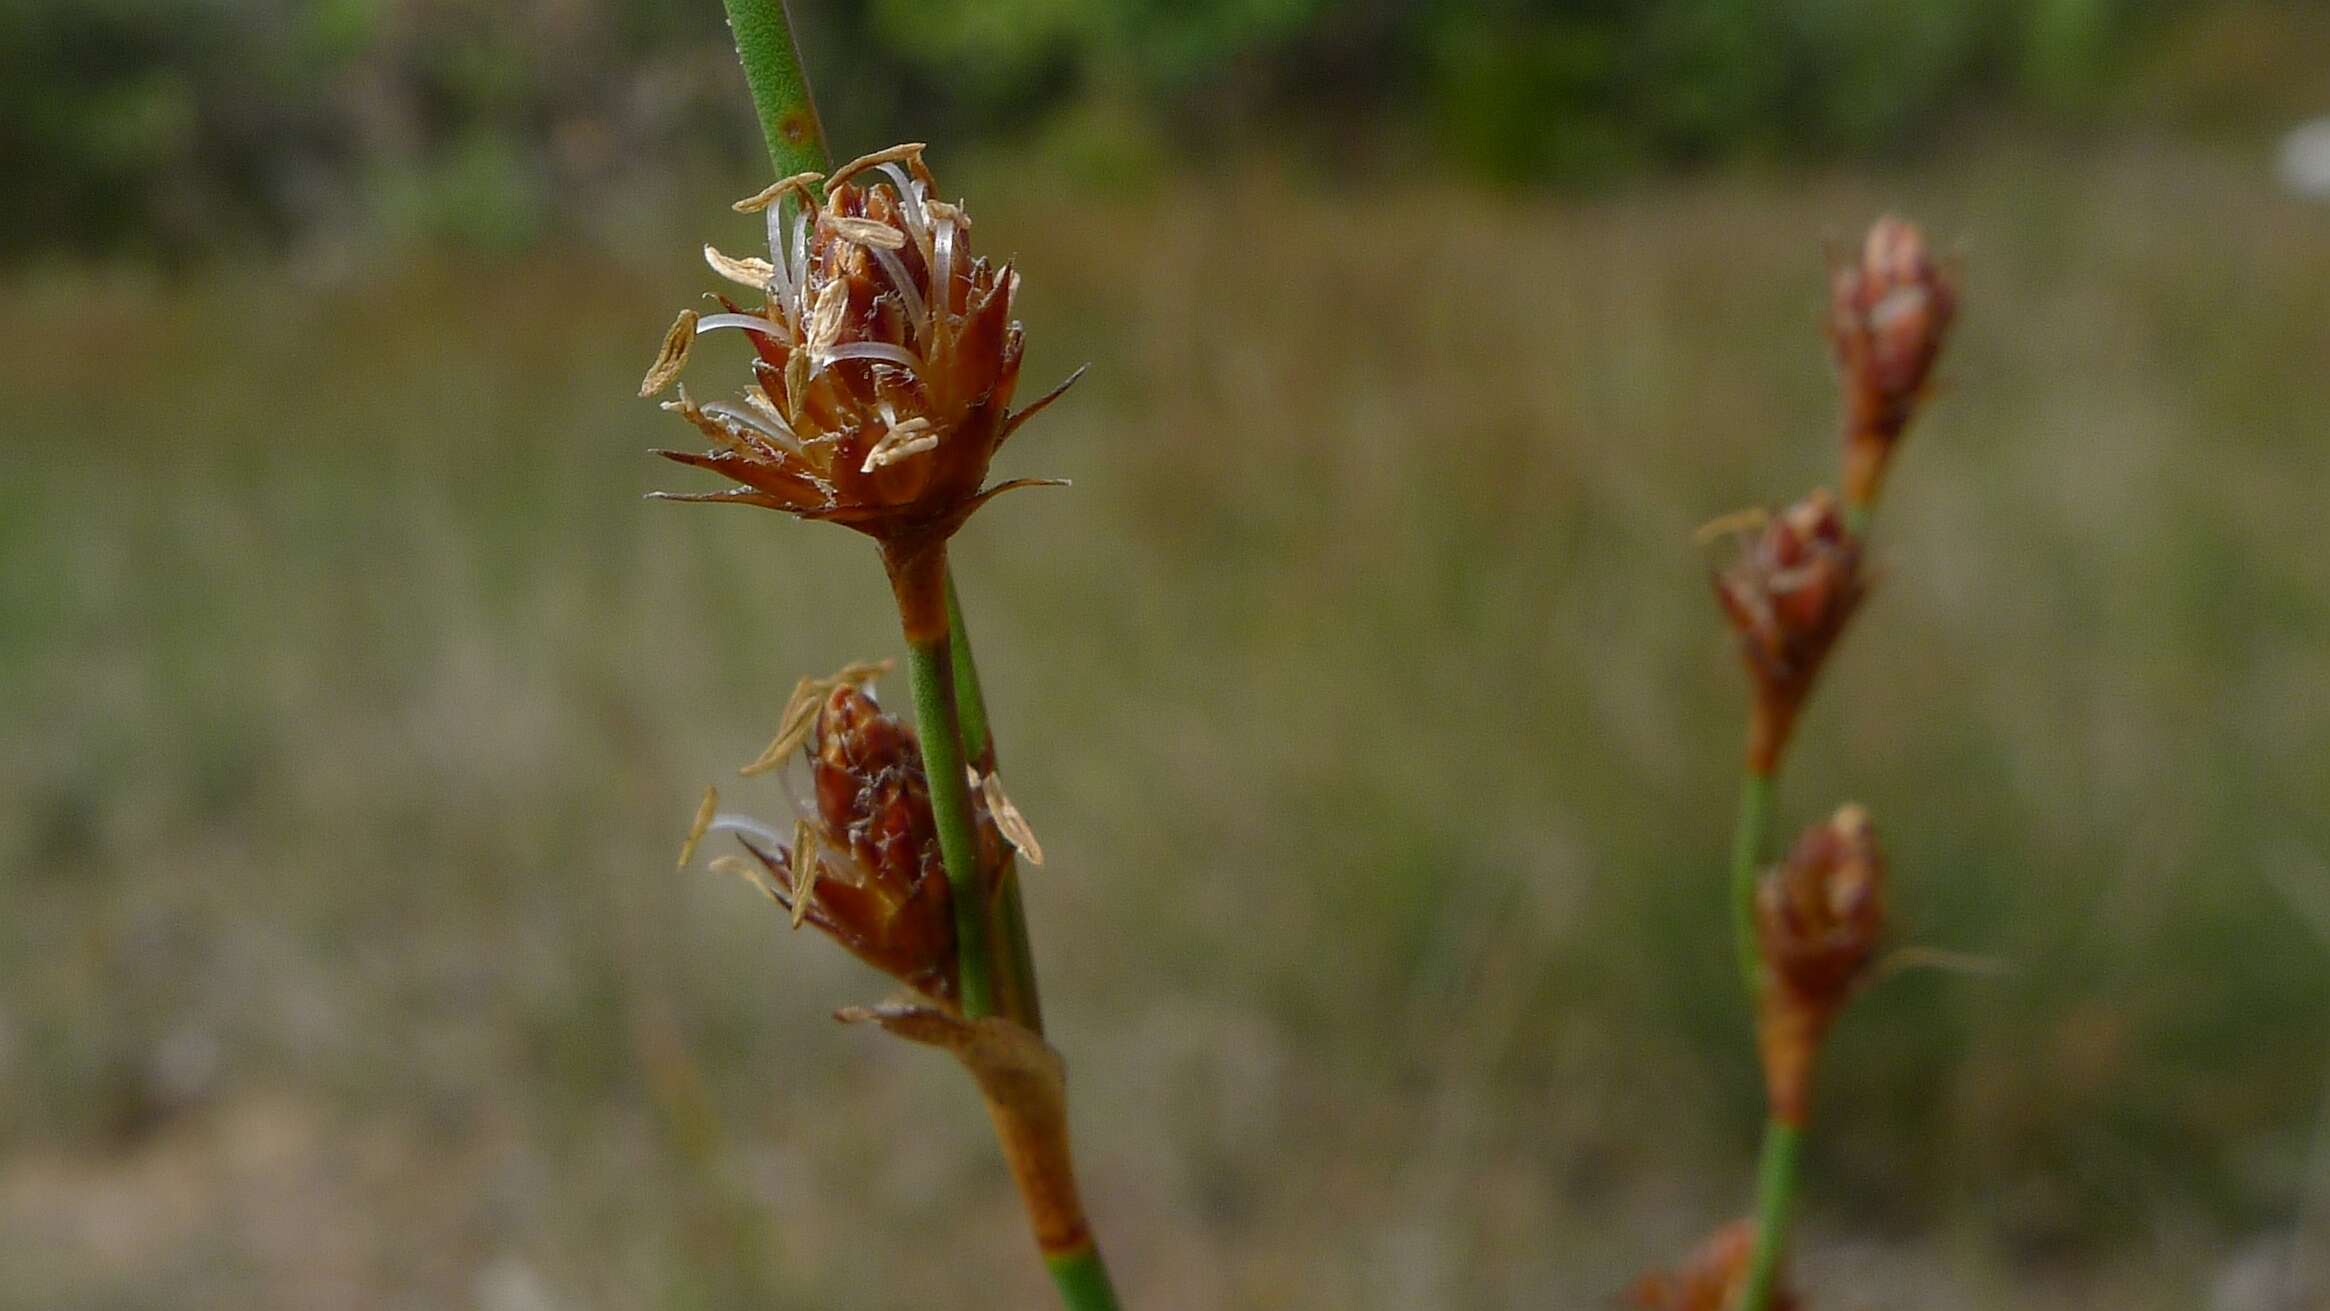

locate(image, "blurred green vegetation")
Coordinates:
3 134 2327 1305
5 0 2329 257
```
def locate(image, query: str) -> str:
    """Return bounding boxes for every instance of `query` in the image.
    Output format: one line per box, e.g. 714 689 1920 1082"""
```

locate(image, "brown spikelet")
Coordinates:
1755 804 1887 1125
717 680 1013 1004
1711 489 1867 774
1831 216 1955 506
645 146 1080 562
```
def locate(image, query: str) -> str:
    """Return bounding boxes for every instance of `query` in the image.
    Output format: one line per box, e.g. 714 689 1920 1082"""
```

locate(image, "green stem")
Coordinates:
906 634 997 1020
949 577 1047 1033
947 577 995 762
719 0 828 182
1045 1248 1125 1311
1731 770 1777 1000
1737 1119 1804 1311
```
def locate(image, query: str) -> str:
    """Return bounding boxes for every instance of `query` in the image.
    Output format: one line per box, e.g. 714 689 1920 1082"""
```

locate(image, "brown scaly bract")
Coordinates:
1832 216 1955 506
640 144 1078 552
1629 1220 1800 1311
1755 804 1887 1125
1712 489 1867 773
738 682 1006 1006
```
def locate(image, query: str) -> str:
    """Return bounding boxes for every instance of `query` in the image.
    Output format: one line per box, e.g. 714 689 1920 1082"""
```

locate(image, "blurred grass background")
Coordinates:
4 1 2330 1308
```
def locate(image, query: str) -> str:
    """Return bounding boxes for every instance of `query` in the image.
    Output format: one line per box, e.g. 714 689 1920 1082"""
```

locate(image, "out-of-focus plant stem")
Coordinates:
1737 1118 1803 1311
1730 763 1795 1311
1046 1249 1124 1311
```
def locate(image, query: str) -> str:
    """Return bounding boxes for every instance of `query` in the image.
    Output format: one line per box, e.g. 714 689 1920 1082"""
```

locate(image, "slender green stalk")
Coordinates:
906 634 997 1020
719 0 827 181
949 577 1046 1033
947 577 995 760
1737 1119 1804 1311
1730 770 1776 1000
1045 1249 1125 1311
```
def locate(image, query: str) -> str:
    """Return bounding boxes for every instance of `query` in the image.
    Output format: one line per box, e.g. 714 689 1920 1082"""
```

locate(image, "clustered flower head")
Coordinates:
639 143 1077 557
1755 804 1887 1125
724 680 1016 1006
1757 804 1886 1003
1831 216 1956 507
1711 488 1867 773
1629 1219 1800 1311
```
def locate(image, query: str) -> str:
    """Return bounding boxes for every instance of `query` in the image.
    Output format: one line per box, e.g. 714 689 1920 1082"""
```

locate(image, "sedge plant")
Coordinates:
1634 220 1958 1311
649 3 1119 1305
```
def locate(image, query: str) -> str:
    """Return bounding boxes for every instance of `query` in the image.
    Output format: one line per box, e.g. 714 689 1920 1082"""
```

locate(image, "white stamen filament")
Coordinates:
789 210 811 304
762 204 796 314
741 391 800 444
875 163 929 232
701 401 802 454
932 218 957 327
869 244 928 338
706 813 789 851
878 167 936 269
696 312 791 340
817 340 922 374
